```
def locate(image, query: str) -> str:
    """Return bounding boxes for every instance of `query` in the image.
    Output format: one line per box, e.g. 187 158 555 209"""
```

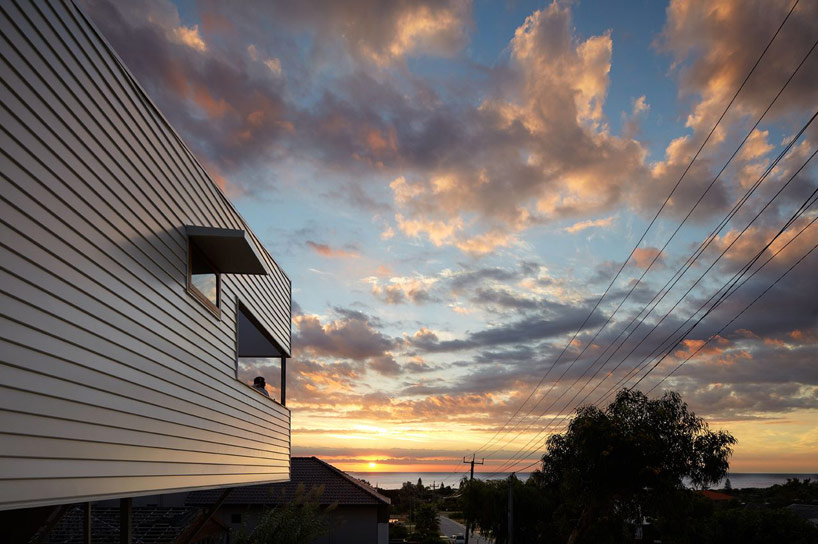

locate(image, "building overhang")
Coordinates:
185 225 268 275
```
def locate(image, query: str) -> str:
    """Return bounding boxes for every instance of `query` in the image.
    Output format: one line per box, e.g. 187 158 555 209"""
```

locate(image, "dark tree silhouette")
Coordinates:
536 389 736 544
235 484 334 544
462 389 738 544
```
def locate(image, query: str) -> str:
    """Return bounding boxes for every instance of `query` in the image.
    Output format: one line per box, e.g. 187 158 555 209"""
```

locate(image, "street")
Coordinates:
439 515 493 544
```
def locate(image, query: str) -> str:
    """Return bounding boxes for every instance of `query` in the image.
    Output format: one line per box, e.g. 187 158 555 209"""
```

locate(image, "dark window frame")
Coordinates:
235 299 288 405
187 239 221 318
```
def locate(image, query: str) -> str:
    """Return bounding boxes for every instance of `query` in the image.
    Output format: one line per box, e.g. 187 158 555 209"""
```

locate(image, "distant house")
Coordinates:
697 490 736 501
0 0 292 540
187 457 391 544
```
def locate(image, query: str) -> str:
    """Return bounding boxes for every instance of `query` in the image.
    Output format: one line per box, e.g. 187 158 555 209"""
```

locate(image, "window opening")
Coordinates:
188 240 220 313
237 302 287 405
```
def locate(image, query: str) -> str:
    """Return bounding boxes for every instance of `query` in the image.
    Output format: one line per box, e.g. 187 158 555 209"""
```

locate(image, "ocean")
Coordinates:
348 471 818 491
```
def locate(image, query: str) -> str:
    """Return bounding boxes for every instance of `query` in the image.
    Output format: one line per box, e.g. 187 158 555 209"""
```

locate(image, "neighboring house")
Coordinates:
697 490 736 501
0 0 292 538
187 457 391 544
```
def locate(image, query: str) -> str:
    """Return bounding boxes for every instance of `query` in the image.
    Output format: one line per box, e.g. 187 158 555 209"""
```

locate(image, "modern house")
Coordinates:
187 457 391 544
0 0 292 532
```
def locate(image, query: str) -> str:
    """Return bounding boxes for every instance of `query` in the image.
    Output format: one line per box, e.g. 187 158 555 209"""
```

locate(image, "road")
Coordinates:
439 515 493 544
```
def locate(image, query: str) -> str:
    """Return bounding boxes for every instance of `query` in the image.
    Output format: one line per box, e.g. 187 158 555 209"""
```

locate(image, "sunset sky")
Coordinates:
81 0 818 477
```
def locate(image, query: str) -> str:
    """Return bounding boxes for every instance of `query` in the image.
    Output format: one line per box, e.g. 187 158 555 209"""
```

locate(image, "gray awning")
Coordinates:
185 225 268 275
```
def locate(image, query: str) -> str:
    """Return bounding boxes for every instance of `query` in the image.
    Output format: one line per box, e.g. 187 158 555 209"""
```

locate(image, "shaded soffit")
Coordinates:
185 225 267 275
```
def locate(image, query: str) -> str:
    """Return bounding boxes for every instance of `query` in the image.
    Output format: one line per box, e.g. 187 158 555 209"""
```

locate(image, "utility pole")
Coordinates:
463 455 484 544
508 473 515 544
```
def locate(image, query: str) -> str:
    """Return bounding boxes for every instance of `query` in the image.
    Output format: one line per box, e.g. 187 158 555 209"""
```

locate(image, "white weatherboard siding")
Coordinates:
0 0 292 510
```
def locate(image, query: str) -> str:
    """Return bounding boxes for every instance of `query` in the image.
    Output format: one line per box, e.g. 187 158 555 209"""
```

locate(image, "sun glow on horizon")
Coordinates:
368 461 377 469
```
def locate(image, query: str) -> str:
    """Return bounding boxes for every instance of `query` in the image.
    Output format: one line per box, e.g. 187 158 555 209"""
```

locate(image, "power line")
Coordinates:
601 173 818 400
488 148 818 475
647 230 818 394
499 203 818 475
469 0 804 459
520 114 817 448
627 187 818 390
496 228 816 476
479 68 817 469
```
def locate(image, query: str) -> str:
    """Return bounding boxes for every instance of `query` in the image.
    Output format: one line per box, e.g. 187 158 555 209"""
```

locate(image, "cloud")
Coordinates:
408 302 605 353
370 354 401 376
79 0 818 440
469 287 539 311
446 265 533 293
385 2 648 253
659 0 818 133
381 226 396 240
636 0 818 221
367 273 439 305
206 0 472 67
631 246 663 269
82 0 649 251
632 95 650 115
564 216 615 233
306 240 360 258
80 0 295 195
264 58 283 76
171 24 207 51
294 309 397 361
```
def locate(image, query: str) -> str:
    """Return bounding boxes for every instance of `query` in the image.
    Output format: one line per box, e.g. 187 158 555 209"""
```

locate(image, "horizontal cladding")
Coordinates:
0 0 292 509
1 0 291 349
0 389 288 457
0 473 291 512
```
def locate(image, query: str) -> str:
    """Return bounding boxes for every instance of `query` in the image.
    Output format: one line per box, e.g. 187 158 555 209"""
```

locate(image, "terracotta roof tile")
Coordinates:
698 490 735 501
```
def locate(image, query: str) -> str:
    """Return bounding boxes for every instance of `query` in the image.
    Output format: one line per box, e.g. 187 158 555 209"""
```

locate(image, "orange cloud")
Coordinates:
712 217 818 265
386 3 646 254
632 247 663 269
368 274 437 305
361 1 470 65
364 126 397 153
675 335 730 360
170 24 206 51
306 241 360 258
565 216 615 233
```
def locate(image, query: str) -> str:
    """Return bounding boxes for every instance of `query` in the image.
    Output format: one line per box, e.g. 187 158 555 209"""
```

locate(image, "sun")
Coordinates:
368 462 377 469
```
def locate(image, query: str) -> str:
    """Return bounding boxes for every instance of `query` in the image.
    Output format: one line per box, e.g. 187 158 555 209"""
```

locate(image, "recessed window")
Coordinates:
237 303 284 358
231 513 242 524
237 302 286 403
188 240 220 314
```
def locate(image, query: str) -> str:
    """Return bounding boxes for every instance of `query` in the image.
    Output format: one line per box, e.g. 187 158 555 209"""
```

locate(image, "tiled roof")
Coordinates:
186 457 390 506
32 506 202 544
697 490 735 501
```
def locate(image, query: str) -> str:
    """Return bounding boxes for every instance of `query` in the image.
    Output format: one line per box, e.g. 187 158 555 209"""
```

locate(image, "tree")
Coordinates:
461 475 553 544
710 506 818 544
536 389 736 544
236 483 335 544
412 502 441 544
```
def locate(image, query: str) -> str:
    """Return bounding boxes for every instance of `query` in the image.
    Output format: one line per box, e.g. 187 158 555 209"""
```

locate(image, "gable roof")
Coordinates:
186 457 390 506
